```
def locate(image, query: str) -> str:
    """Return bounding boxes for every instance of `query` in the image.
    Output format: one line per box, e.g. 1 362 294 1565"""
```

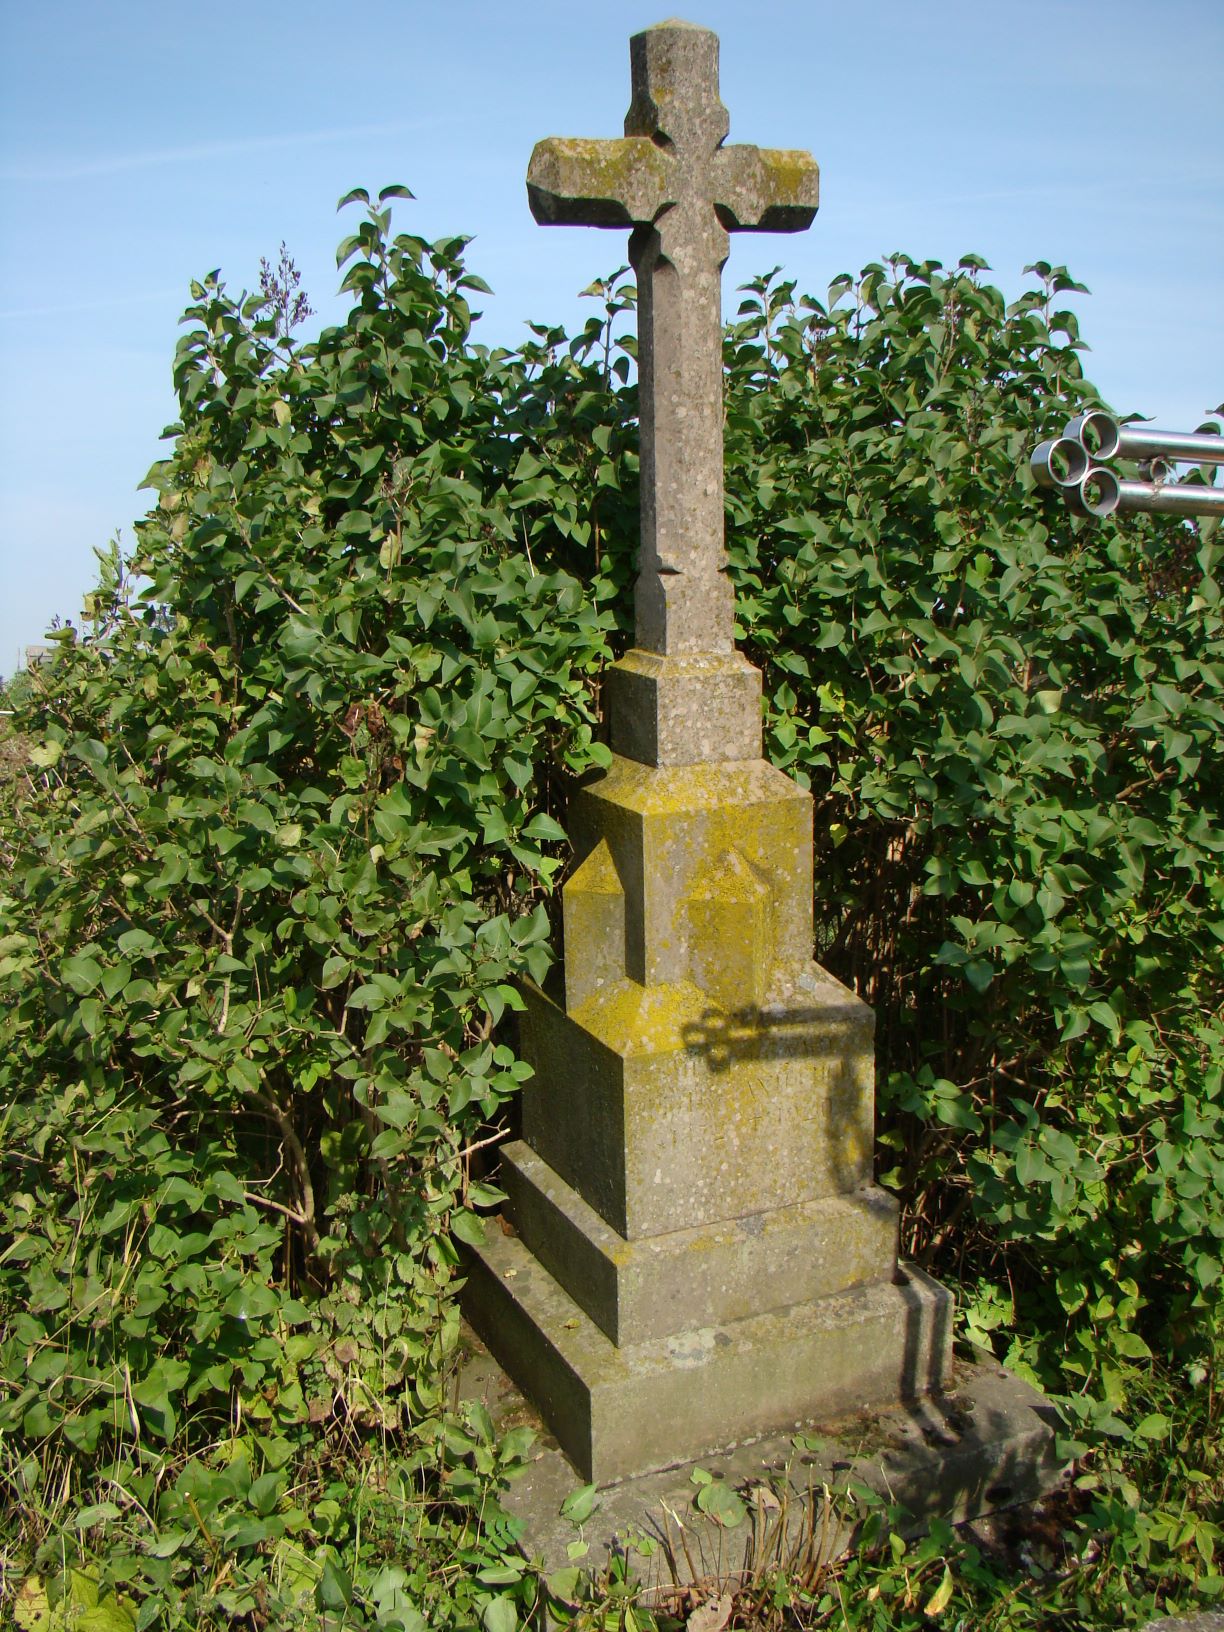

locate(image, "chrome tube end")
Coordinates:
1066 465 1121 518
1031 437 1089 490
1063 410 1120 462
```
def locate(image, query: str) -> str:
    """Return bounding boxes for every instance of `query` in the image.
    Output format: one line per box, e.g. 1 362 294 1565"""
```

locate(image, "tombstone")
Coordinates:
463 18 953 1485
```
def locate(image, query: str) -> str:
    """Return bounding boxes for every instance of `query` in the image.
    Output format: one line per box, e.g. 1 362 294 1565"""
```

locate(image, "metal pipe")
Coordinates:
1063 411 1120 461
1115 426 1224 466
1066 465 1120 518
1066 411 1224 468
1031 436 1089 490
1114 479 1224 519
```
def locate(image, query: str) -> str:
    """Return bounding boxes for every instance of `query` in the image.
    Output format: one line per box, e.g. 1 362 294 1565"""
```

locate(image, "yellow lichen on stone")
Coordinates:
527 136 669 226
684 848 770 1010
570 976 711 1057
564 839 627 1011
587 755 807 818
569 752 814 1000
759 148 820 207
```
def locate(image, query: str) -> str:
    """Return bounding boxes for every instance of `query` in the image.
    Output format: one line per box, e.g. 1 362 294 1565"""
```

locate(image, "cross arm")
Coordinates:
527 136 670 227
711 145 819 232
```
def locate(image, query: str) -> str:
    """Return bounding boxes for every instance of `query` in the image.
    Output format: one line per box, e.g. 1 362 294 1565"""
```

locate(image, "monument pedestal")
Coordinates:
457 1330 1063 1578
463 729 954 1483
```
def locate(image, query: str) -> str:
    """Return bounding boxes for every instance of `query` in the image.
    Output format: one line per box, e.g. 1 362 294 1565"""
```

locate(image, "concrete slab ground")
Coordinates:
455 1326 1065 1584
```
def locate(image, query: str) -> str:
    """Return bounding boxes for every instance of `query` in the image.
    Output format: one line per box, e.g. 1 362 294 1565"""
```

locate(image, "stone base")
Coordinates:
456 1333 1064 1581
462 1219 953 1485
502 1140 901 1345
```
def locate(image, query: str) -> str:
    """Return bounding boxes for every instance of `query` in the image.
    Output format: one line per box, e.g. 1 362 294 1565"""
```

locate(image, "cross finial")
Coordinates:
528 21 819 658
626 19 728 153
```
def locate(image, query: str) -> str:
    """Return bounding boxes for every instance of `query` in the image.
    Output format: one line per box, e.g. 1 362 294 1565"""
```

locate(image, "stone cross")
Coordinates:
465 22 955 1487
527 19 819 656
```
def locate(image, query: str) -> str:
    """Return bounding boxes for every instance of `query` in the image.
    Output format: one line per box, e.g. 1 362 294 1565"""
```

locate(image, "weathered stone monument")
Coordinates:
464 18 953 1486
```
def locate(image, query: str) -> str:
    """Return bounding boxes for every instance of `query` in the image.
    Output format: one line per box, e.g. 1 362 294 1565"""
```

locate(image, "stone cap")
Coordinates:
607 649 762 767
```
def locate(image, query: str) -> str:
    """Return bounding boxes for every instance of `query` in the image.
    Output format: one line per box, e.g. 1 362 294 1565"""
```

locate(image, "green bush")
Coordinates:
0 190 614 1628
719 258 1222 1413
0 196 1219 1627
714 258 1223 1615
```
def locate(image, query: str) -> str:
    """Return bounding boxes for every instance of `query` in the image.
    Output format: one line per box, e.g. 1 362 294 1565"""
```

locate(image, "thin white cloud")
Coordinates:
2 120 426 183
0 289 184 321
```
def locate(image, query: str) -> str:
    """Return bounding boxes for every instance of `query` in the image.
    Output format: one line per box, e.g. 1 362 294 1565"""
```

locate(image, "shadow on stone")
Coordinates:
680 999 867 1074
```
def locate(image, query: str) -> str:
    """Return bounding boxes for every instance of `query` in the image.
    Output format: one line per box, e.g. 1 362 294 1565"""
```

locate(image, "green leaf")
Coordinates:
481 1599 518 1632
559 1483 599 1525
694 1479 746 1528
1133 1412 1170 1440
468 1181 507 1208
522 813 566 843
12 1577 51 1631
924 1563 955 1618
319 1557 353 1610
248 1471 285 1517
449 1210 486 1247
1015 1145 1046 1187
73 1502 122 1529
61 954 103 995
1195 1252 1221 1289
346 984 388 1011
546 1567 583 1604
963 958 994 993
228 1057 261 1094
1112 1331 1152 1359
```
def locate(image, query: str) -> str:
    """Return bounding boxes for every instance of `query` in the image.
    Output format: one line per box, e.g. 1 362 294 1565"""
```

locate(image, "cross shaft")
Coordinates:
528 20 819 656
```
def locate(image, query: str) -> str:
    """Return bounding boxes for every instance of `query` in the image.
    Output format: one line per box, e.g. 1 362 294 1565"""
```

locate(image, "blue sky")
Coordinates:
1 0 1220 675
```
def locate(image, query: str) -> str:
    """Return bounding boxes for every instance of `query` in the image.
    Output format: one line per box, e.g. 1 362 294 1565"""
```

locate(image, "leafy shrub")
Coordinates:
717 258 1222 1419
0 195 1219 1625
0 190 614 1625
